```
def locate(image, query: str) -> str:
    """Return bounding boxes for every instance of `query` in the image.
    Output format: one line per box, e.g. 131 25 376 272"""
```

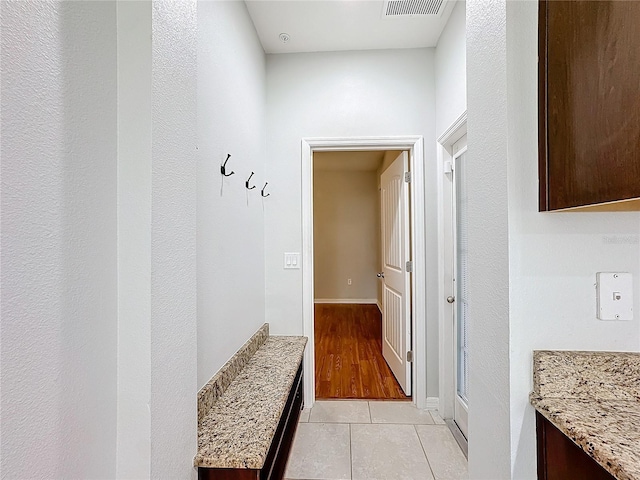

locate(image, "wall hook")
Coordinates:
261 182 270 197
245 172 256 190
221 154 235 177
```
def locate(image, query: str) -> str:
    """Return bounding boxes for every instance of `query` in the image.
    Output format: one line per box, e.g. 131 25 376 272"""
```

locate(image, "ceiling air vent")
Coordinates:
383 0 445 17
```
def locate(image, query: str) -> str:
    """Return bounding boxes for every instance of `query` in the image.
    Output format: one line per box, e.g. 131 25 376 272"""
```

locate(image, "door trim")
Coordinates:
436 112 467 421
301 136 426 409
451 140 469 438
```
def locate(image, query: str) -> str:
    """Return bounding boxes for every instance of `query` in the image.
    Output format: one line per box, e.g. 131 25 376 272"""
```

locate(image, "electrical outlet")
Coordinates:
347 278 352 285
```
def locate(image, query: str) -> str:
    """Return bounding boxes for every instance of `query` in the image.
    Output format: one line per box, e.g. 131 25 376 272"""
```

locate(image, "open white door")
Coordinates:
380 151 411 396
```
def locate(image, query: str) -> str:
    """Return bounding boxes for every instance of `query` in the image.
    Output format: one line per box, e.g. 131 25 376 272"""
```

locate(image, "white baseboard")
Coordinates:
425 397 440 411
314 298 378 304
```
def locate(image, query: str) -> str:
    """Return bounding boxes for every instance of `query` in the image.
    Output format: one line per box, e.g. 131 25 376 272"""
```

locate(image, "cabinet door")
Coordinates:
539 1 640 211
536 412 615 480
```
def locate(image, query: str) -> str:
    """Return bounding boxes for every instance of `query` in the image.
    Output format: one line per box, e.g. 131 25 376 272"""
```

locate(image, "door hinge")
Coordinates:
406 351 414 363
406 260 413 272
404 171 411 183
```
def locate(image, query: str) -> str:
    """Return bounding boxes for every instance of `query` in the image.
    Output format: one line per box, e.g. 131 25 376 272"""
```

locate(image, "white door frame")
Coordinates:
436 113 467 420
301 135 427 409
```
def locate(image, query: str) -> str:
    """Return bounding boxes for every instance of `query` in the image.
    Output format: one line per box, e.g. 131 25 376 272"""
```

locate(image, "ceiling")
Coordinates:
314 151 389 171
245 0 456 54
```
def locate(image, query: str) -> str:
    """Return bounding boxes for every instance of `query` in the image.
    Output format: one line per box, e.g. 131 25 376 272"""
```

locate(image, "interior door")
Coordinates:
380 151 411 396
451 135 469 438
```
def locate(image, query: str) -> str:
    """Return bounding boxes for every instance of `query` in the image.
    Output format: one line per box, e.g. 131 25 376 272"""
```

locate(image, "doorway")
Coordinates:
301 136 427 410
450 134 469 438
438 114 469 451
313 150 409 400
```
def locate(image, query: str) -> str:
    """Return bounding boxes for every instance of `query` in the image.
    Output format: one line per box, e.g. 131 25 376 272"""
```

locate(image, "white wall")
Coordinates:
466 0 511 476
150 1 198 478
1 2 118 477
313 169 379 301
265 48 440 398
116 1 152 477
434 2 466 411
197 0 266 389
435 0 466 137
1 2 223 478
466 1 640 478
506 2 640 478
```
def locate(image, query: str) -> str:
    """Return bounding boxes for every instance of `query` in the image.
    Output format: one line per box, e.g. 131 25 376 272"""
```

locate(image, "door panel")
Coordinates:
380 151 411 396
383 286 402 362
383 174 402 270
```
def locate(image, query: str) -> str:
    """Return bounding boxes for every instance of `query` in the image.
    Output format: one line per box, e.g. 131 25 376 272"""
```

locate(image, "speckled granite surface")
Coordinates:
533 350 640 401
531 350 640 480
194 335 307 469
197 323 269 424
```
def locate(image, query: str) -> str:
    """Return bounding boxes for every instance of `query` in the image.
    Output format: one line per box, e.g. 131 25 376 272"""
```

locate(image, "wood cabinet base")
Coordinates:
536 412 615 480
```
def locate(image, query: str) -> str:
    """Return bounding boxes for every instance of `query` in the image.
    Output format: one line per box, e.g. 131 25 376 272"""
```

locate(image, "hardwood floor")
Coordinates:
314 303 410 400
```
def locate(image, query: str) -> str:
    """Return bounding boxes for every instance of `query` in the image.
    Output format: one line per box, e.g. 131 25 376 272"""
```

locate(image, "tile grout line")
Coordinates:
428 410 447 425
287 403 464 480
414 423 437 480
349 423 353 480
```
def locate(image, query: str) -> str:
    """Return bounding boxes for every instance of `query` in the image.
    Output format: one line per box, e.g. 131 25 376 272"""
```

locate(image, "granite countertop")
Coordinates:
194 335 307 469
530 350 640 480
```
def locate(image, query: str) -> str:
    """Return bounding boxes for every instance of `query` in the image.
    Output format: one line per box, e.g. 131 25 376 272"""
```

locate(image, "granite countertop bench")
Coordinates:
530 350 640 480
194 324 307 470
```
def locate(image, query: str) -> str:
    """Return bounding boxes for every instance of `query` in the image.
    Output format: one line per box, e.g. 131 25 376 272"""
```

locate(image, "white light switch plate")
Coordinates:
597 272 633 321
284 252 300 269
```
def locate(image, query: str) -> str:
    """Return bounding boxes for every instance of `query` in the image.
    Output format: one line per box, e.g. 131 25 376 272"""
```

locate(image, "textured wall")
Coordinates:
150 1 198 478
506 2 640 477
466 0 512 477
197 0 267 389
1 1 118 477
466 1 640 478
116 1 152 477
435 0 467 137
265 48 439 400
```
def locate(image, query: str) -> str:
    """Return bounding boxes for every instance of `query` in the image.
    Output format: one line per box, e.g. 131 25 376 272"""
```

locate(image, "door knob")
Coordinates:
446 296 455 304
377 272 385 278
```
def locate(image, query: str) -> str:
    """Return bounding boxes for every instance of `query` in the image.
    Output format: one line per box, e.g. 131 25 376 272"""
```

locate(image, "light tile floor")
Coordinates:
285 400 468 480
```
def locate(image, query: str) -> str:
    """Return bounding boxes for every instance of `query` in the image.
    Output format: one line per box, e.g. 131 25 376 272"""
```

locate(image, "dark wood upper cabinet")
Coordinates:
539 1 640 211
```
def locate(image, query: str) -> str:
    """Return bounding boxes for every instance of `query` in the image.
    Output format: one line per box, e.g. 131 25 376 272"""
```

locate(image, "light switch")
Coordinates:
284 252 301 269
597 272 633 320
